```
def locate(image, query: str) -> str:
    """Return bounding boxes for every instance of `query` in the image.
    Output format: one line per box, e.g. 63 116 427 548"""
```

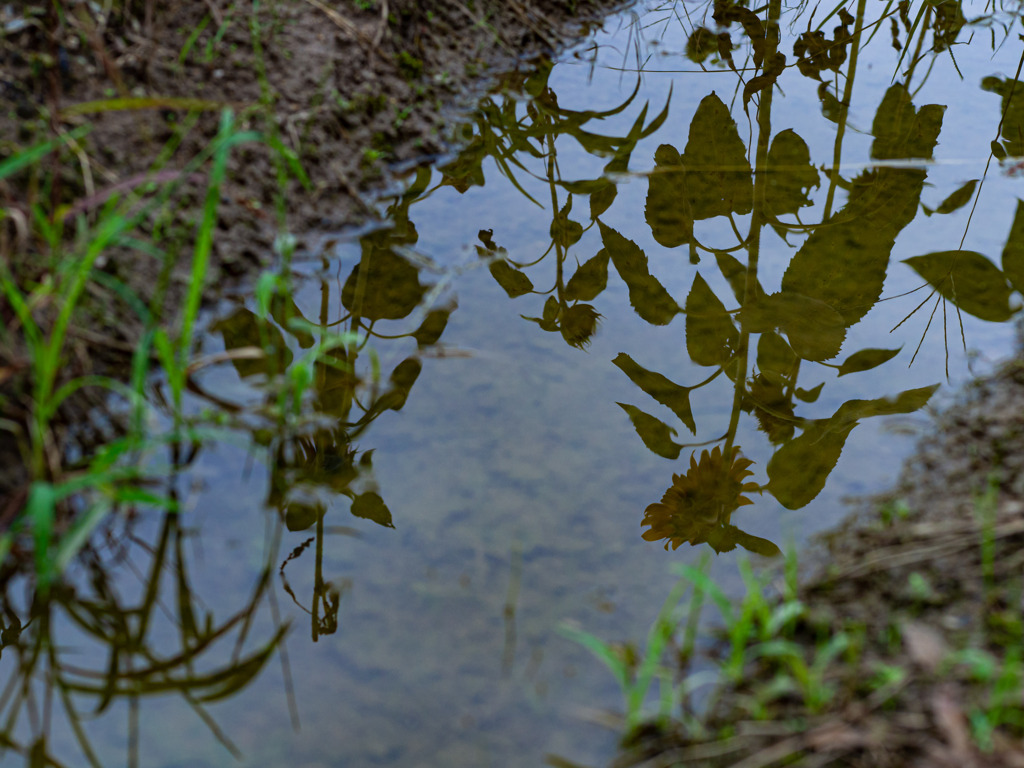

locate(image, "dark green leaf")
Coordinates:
757 331 796 384
1002 199 1024 295
742 53 786 110
685 273 738 367
268 293 314 348
285 502 321 532
769 382 938 508
837 347 901 376
612 353 696 433
903 250 1013 322
686 26 718 63
314 349 355 418
542 295 560 325
601 221 680 325
645 143 692 247
351 492 395 528
714 250 761 305
731 529 782 558
590 179 618 219
342 248 427 320
412 306 453 348
767 419 853 510
682 93 752 219
766 129 819 216
565 250 609 302
385 357 422 411
740 292 845 362
783 87 943 327
489 259 534 298
211 307 292 378
818 83 847 124
551 198 584 248
617 403 682 459
923 179 977 216
982 77 1024 158
872 84 944 160
832 384 939 426
796 382 824 402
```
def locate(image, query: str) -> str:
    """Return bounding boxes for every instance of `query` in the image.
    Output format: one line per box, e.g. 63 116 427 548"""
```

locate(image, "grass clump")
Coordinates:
564 490 1024 767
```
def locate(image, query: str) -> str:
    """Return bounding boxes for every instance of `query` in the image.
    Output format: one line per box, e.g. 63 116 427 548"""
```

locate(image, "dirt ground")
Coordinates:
0 0 624 501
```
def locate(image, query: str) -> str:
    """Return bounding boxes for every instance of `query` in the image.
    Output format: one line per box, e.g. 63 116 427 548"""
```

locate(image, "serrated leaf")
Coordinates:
565 250 609 302
767 420 853 510
832 384 939 425
618 403 682 459
837 347 901 376
1002 199 1024 294
768 384 939 510
682 93 752 219
740 292 845 362
903 250 1013 322
489 259 534 298
600 221 680 325
685 273 738 367
612 353 696 433
783 87 942 327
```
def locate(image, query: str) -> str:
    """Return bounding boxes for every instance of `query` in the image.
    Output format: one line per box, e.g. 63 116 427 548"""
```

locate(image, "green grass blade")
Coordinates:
558 622 630 690
0 127 90 180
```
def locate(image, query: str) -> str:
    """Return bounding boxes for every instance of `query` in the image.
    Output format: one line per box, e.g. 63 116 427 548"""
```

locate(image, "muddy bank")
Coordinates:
0 0 625 499
616 357 1024 767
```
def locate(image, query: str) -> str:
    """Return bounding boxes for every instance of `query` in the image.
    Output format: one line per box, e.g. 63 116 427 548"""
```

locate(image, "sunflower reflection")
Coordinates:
642 445 769 554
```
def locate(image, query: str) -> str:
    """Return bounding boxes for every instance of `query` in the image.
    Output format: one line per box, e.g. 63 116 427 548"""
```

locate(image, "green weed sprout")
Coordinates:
559 556 713 736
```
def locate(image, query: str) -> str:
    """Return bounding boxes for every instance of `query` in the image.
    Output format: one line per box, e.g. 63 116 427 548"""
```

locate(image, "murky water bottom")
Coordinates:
10 1 1024 765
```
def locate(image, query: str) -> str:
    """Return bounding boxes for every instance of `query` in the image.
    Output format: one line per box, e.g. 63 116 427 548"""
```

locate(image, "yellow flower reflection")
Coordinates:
642 445 760 551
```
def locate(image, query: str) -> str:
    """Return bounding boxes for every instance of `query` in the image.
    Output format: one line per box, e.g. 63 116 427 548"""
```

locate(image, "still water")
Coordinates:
7 1 1024 765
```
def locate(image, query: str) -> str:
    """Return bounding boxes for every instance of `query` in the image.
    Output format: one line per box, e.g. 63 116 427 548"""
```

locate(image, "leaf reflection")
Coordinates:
407 0 1007 555
641 446 774 556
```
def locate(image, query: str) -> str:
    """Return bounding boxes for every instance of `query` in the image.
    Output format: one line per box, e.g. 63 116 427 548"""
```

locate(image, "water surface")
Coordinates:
6 1 1024 766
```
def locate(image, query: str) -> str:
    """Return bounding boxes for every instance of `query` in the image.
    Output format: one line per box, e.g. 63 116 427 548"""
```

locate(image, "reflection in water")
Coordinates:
0 511 284 765
9 0 1024 765
415 1 983 554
